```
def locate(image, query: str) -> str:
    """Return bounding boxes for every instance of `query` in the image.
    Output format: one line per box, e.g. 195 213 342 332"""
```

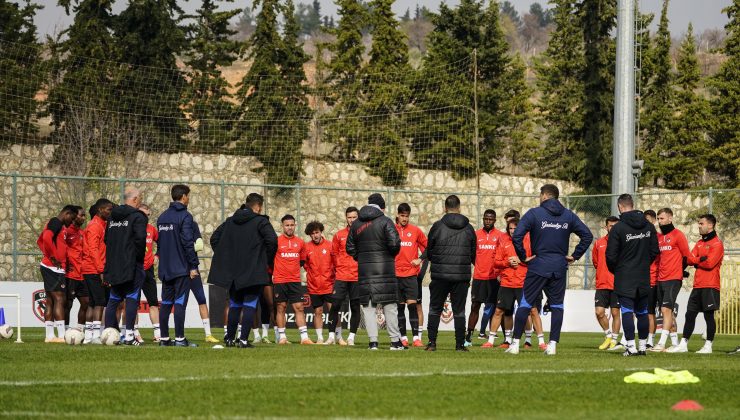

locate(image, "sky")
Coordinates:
34 0 731 40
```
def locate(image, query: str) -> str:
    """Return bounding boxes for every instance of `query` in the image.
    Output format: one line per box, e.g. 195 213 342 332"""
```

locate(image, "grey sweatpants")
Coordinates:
362 302 400 343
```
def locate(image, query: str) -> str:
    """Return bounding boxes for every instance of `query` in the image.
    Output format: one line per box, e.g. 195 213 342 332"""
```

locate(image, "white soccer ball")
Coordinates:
101 328 120 346
64 328 84 345
0 324 13 339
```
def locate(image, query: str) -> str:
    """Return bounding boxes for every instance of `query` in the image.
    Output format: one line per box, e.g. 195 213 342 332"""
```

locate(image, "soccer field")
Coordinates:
2 329 738 419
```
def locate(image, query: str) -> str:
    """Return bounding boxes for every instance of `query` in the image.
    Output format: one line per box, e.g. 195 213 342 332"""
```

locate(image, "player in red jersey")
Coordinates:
64 206 87 331
138 204 161 342
37 205 76 343
643 210 660 348
81 199 114 344
394 203 428 347
651 208 698 352
667 214 724 354
326 207 361 346
273 215 313 344
592 216 621 350
303 221 335 344
465 209 501 346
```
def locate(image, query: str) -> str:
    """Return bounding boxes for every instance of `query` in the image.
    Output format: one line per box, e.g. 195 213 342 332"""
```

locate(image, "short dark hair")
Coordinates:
657 207 673 217
73 205 84 215
281 214 295 223
617 194 634 208
61 204 77 215
483 209 496 218
171 184 190 201
246 193 264 207
445 195 461 210
90 198 114 219
504 209 520 220
507 217 520 229
699 214 717 226
397 203 411 214
346 206 359 215
540 184 559 199
644 209 657 219
304 220 324 235
606 216 620 224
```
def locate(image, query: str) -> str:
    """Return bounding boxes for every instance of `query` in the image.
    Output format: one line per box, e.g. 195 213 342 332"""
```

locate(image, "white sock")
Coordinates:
537 334 545 345
274 326 280 341
237 324 242 336
488 333 496 344
647 333 654 346
348 332 356 342
202 319 212 336
253 329 261 340
328 332 335 341
505 330 512 343
262 324 269 337
153 323 161 339
626 339 636 352
299 326 309 341
92 321 102 339
401 335 408 343
316 328 324 341
418 325 424 340
336 326 343 340
278 328 286 340
55 321 65 338
125 329 134 341
680 337 689 346
658 330 668 346
670 332 679 346
84 322 93 340
638 339 647 351
133 324 140 336
611 333 618 341
703 340 713 349
511 338 520 348
413 335 420 341
548 340 557 350
525 329 533 343
604 329 612 337
45 321 54 339
619 334 627 345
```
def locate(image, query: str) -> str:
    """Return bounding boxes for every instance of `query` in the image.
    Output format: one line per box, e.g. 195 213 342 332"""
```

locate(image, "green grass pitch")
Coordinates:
1 329 739 419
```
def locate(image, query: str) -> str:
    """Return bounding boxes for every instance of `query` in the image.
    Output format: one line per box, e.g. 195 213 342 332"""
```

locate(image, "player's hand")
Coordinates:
51 257 61 269
683 270 690 278
411 258 422 267
190 269 199 279
525 255 536 263
508 256 520 267
565 256 575 265
699 256 708 262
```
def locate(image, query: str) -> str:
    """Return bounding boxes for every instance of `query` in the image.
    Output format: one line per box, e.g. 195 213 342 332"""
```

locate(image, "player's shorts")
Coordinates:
658 279 682 309
190 274 207 306
274 282 305 304
496 286 522 312
66 278 88 299
594 289 620 309
84 273 109 307
687 288 720 312
331 279 360 302
417 276 423 303
309 293 333 308
471 279 498 304
397 276 419 302
648 285 658 315
141 267 158 307
41 266 66 292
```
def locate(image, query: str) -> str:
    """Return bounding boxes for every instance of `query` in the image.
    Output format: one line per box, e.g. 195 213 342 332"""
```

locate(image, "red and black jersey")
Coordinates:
37 218 67 274
592 235 614 290
332 227 358 282
395 223 427 277
81 215 107 275
473 227 501 280
303 237 335 295
64 224 84 280
657 227 697 281
495 233 530 288
144 224 158 270
273 235 304 284
691 232 724 290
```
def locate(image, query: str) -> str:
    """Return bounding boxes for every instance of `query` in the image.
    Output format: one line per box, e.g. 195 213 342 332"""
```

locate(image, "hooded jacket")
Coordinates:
103 204 147 286
208 207 278 291
346 205 401 305
156 202 199 282
426 213 477 282
512 198 593 278
605 210 660 297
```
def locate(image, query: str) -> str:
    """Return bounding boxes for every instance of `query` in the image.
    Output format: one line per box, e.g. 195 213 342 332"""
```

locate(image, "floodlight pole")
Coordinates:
611 0 636 215
473 48 481 223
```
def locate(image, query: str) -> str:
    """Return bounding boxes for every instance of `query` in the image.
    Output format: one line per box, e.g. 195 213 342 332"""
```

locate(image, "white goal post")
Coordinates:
0 293 23 343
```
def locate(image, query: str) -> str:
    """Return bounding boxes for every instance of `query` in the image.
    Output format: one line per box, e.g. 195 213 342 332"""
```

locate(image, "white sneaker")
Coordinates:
666 343 688 353
347 338 355 346
696 343 713 354
608 343 625 351
505 344 519 355
323 336 335 345
544 342 557 355
315 339 324 345
649 344 666 352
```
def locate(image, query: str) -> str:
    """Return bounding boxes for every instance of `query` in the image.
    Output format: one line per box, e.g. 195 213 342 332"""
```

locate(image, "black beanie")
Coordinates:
368 193 385 209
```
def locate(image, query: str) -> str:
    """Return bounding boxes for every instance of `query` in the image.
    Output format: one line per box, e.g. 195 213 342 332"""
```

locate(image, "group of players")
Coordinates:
36 183 725 354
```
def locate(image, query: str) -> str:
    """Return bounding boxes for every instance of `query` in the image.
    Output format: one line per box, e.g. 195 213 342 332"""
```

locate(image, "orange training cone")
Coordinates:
671 400 704 411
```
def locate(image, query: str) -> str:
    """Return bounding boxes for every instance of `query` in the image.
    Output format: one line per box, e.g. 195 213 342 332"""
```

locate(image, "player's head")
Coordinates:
657 208 673 225
92 198 114 221
305 220 324 244
483 209 496 230
504 209 520 222
281 214 296 237
171 184 190 206
605 215 619 233
245 192 264 214
616 193 634 214
139 203 152 218
444 195 461 214
506 217 519 237
72 205 86 227
698 214 716 235
397 203 411 226
124 187 143 209
539 184 559 202
59 204 77 226
644 209 657 224
368 193 385 211
345 206 359 227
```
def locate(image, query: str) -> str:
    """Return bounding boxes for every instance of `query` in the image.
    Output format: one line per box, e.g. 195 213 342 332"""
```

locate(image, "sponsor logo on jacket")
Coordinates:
626 232 650 242
109 221 129 228
158 224 174 232
280 252 300 258
542 221 568 230
401 241 414 247
478 244 496 250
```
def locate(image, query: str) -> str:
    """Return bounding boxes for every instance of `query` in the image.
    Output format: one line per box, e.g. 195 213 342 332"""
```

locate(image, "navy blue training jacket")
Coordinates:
156 202 199 281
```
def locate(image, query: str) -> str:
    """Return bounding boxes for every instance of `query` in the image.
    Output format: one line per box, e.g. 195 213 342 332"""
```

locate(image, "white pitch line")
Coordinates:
0 366 679 388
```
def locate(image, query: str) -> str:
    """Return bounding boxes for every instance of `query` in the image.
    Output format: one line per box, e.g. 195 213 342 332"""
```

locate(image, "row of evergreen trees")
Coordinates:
1 0 739 193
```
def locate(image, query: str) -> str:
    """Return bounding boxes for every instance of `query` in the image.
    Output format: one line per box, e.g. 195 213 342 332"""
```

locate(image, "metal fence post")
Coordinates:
708 187 714 214
295 185 302 229
119 177 126 202
220 180 226 223
12 173 18 282
583 248 590 289
387 187 393 214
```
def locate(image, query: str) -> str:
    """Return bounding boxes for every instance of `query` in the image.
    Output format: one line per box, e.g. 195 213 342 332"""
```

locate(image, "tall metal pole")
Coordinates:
473 49 481 223
611 0 636 215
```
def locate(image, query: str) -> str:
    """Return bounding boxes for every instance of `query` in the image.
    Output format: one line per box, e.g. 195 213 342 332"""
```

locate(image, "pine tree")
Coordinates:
579 0 616 193
536 0 585 183
708 0 740 186
0 0 42 146
503 54 540 172
641 0 673 186
182 0 242 152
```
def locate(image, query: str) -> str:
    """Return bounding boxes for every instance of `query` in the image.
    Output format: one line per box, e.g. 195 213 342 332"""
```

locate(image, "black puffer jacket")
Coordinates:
426 213 477 282
346 205 401 305
103 204 147 286
606 210 660 297
208 207 278 291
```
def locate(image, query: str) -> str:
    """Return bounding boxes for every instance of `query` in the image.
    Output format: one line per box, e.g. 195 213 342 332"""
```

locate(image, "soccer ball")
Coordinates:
0 324 13 339
101 328 120 346
64 328 84 345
